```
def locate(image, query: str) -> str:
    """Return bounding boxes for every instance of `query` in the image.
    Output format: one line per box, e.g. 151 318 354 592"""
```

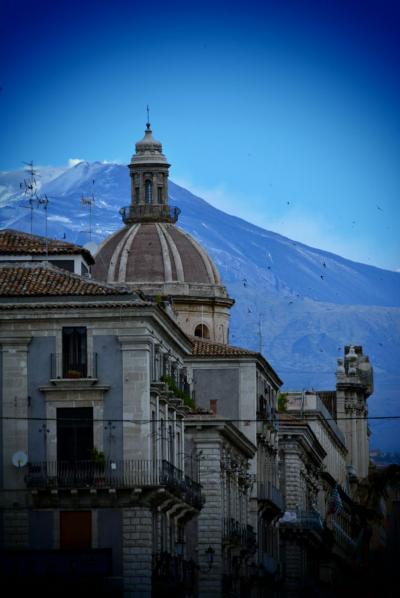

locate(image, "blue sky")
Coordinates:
1 0 399 270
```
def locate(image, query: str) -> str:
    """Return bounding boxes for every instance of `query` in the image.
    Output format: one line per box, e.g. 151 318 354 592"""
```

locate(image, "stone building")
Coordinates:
0 228 93 275
185 337 284 592
184 414 256 597
278 346 373 596
0 258 203 596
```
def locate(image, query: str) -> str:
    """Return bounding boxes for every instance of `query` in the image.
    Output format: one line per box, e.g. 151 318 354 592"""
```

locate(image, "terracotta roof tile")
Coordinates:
0 263 130 297
0 229 94 264
190 337 257 357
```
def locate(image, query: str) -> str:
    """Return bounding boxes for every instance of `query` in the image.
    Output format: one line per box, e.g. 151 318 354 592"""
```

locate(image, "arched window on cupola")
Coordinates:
194 324 210 339
145 180 153 204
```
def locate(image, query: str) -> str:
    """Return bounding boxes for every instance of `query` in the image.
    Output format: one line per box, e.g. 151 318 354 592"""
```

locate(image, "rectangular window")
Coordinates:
157 187 163 203
57 407 93 462
62 327 87 378
169 425 174 465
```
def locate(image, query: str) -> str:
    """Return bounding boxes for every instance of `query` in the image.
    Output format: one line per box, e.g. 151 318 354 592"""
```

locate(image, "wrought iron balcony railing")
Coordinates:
257 481 285 512
280 509 324 532
119 204 181 224
50 352 98 379
25 459 202 509
331 519 356 553
222 518 256 548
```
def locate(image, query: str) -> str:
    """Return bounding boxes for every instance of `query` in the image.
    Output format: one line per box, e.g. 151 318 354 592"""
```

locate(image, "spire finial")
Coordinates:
146 105 151 130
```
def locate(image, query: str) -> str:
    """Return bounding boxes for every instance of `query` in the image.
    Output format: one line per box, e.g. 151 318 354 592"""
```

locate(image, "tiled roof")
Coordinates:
190 336 283 386
0 263 131 297
0 229 94 264
190 337 257 357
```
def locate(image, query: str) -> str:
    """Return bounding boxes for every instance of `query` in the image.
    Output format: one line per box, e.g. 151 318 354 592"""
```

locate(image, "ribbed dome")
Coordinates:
92 223 228 299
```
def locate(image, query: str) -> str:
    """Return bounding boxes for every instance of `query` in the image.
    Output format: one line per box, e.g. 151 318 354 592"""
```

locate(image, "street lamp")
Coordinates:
175 539 185 558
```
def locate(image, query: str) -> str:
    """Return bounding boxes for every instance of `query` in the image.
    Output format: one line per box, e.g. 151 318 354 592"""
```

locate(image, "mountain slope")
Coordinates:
1 161 399 450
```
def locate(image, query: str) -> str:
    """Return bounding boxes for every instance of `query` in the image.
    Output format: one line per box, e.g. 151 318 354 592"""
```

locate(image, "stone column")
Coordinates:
196 437 223 598
350 405 358 474
283 448 301 511
284 540 303 597
122 507 153 597
2 509 29 549
1 336 31 490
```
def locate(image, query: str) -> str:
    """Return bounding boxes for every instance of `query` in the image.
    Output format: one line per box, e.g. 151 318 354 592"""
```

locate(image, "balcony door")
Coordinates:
62 326 87 378
57 407 93 462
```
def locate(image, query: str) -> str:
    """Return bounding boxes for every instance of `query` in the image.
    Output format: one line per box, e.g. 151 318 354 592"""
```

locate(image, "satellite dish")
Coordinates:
12 451 28 468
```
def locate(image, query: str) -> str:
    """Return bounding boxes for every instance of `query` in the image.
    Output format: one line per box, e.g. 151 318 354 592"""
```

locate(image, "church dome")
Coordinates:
92 222 228 299
91 119 233 343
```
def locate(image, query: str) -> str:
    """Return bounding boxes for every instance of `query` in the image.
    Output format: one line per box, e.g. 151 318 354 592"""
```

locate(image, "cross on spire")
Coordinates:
146 105 150 130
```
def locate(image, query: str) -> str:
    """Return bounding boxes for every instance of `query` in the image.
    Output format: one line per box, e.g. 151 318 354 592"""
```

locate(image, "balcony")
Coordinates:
222 518 256 549
331 519 356 554
119 204 181 224
258 481 284 513
50 352 98 380
25 459 202 509
297 510 324 530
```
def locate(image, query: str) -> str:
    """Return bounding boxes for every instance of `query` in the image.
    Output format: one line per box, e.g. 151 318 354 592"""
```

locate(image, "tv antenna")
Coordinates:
20 161 51 245
20 161 40 233
80 179 96 241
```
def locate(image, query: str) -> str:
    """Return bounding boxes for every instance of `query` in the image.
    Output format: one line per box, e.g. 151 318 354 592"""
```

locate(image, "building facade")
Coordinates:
185 337 284 593
278 346 373 596
0 260 202 596
185 414 256 597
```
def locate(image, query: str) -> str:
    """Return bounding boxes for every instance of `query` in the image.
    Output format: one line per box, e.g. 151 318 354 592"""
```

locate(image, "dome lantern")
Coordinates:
121 117 180 224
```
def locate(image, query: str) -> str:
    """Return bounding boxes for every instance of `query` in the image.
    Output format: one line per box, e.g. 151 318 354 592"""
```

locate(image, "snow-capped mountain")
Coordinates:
1 161 399 451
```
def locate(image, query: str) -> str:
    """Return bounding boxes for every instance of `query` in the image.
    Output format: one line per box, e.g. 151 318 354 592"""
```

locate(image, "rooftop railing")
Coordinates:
25 459 202 509
119 204 181 224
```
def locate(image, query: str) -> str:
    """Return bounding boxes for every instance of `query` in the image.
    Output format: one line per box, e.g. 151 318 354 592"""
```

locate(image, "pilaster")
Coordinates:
1 336 31 489
122 507 153 597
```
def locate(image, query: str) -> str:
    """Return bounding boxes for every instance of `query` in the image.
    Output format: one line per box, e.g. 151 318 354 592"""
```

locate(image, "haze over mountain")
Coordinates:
1 161 399 451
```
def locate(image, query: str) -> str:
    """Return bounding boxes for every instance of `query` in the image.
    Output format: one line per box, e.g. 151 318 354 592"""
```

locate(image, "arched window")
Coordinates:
145 180 153 204
194 324 210 339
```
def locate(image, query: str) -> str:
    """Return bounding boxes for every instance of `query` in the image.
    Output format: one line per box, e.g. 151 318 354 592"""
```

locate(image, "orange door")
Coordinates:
60 511 92 549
